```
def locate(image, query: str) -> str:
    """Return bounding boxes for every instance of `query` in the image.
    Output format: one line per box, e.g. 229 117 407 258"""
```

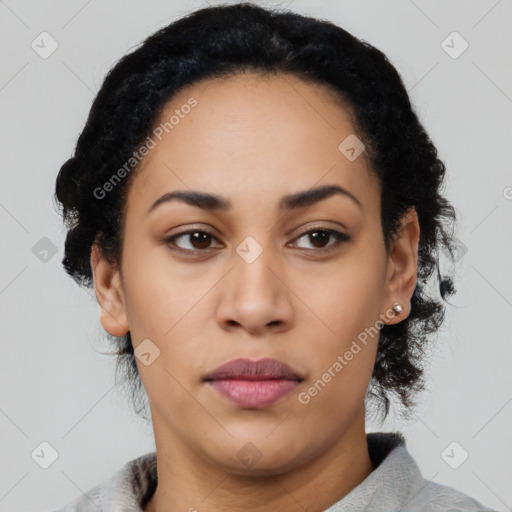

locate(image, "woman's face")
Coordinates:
92 71 418 474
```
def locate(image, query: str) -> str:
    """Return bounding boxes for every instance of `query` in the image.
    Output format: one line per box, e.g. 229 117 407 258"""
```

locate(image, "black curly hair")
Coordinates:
54 2 458 421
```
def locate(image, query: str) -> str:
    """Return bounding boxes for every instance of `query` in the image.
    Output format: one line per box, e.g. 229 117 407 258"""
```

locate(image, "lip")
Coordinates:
204 358 303 409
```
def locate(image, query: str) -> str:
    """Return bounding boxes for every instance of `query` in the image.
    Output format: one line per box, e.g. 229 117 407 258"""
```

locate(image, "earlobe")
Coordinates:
383 207 420 324
90 243 130 336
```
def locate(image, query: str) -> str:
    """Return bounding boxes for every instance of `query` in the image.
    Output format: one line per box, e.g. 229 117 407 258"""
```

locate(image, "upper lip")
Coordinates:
204 358 303 381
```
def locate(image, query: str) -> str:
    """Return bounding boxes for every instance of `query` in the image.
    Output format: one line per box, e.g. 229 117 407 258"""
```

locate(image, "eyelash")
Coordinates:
163 226 351 256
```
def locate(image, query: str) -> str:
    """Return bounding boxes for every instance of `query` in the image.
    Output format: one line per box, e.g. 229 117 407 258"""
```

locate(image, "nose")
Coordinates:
215 248 294 336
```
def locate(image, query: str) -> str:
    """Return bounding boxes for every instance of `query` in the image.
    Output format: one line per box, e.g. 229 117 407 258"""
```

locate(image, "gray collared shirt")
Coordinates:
53 432 497 511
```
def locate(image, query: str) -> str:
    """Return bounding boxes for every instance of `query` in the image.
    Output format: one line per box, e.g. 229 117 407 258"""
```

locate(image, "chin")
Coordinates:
204 436 316 477
223 454 306 478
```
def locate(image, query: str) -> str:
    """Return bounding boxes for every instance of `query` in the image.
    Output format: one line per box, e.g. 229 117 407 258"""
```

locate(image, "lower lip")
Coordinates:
208 379 300 409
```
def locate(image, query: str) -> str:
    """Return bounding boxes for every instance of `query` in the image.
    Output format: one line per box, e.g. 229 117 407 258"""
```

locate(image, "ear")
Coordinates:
90 243 130 336
382 207 420 325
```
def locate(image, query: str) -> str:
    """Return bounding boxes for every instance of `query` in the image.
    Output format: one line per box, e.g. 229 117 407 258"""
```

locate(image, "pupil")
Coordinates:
193 232 210 249
311 231 328 248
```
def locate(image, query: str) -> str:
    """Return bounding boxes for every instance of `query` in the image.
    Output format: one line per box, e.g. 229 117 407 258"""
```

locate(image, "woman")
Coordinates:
53 2 496 511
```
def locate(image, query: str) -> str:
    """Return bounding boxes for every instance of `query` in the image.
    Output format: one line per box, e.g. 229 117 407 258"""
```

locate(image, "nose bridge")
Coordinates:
232 234 280 302
215 233 294 333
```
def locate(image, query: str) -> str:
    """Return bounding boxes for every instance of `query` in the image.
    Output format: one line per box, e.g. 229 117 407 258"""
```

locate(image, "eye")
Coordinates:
164 229 222 253
289 227 351 252
163 226 351 255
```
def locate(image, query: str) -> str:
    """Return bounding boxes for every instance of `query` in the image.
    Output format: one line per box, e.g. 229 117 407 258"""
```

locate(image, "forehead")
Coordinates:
127 71 379 217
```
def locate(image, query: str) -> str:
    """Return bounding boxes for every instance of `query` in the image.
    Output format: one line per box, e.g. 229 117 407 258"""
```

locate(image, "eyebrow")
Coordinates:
146 184 363 216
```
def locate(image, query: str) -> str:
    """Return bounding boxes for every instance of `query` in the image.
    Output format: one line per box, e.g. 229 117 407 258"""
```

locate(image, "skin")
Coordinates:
91 71 419 512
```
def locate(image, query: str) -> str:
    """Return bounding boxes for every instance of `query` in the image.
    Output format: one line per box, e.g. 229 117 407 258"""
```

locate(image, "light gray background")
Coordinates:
1 0 511 510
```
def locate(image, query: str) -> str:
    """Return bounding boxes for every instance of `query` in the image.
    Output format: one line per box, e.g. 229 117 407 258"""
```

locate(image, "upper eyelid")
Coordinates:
169 224 346 238
169 220 347 236
294 223 347 236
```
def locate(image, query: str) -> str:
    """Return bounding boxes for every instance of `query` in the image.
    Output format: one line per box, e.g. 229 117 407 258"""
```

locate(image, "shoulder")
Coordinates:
363 433 498 512
382 442 497 512
51 481 106 512
51 452 157 512
402 478 498 512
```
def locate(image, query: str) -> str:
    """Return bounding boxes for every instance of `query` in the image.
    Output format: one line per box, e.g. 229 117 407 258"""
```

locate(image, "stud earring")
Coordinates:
392 302 403 315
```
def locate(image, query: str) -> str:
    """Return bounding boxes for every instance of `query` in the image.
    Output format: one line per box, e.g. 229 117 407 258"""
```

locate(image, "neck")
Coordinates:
144 412 373 512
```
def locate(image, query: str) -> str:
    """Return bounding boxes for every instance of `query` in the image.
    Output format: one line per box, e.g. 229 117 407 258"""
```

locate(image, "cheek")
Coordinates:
121 238 192 335
296 278 381 419
301 294 381 398
295 250 385 345
121 245 213 381
290 250 385 401
119 249 198 401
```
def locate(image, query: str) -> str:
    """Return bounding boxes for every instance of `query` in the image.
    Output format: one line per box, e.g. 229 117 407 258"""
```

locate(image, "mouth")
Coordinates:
204 357 304 409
